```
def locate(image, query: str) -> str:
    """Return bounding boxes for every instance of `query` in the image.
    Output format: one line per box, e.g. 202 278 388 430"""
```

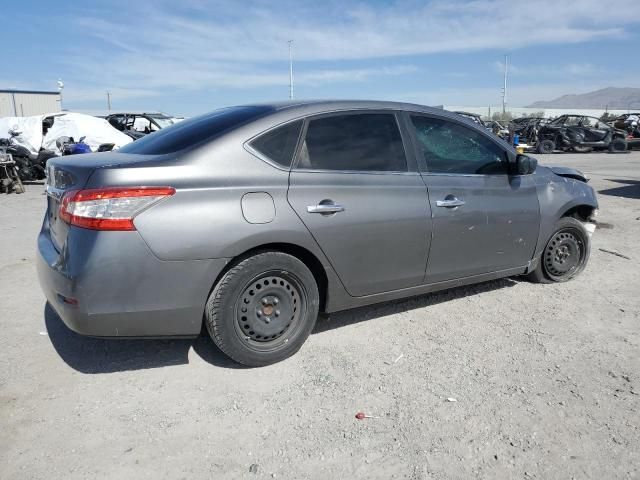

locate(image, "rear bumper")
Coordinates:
37 221 229 337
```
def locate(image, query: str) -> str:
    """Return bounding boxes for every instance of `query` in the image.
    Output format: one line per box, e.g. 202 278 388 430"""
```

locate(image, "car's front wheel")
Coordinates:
537 139 555 154
526 217 590 284
205 251 319 367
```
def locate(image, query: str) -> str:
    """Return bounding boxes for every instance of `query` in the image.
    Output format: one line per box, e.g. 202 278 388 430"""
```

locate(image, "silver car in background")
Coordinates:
37 100 598 366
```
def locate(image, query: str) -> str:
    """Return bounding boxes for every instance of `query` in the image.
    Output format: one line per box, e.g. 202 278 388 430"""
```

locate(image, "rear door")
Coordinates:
287 111 432 297
407 113 539 283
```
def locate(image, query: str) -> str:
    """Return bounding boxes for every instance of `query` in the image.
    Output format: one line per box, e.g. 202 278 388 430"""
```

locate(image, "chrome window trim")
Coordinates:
291 168 418 176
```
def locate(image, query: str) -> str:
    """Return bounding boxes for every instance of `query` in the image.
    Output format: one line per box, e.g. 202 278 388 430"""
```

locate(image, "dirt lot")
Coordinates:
1 151 639 479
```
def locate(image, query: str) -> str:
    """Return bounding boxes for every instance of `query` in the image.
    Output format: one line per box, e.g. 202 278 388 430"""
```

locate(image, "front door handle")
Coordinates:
436 197 465 208
307 202 345 214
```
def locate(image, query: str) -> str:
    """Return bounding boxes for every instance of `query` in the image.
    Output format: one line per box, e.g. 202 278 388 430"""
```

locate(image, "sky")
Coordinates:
2 0 639 116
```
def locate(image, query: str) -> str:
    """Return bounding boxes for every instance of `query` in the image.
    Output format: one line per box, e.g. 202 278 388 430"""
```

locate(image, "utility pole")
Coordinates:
288 40 294 99
57 79 64 112
107 91 112 111
501 55 508 115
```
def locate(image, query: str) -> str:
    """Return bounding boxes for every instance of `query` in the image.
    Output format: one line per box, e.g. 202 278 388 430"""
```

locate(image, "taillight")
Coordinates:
59 186 175 231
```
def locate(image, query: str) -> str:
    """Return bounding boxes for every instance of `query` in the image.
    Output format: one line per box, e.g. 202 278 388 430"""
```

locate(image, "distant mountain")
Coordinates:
527 87 640 109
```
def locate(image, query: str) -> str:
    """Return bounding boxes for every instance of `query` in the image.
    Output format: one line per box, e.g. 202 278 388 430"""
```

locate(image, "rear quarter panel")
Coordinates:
92 138 332 268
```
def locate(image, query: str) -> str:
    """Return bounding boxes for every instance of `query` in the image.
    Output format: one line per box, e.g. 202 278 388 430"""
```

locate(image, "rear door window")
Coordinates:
249 120 302 168
410 115 507 175
296 113 407 172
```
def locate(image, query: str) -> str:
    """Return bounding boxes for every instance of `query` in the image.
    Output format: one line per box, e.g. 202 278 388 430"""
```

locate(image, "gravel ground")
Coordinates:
1 151 639 479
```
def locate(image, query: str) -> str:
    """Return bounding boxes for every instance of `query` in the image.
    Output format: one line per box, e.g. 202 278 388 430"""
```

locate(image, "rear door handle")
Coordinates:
307 202 345 214
436 197 465 208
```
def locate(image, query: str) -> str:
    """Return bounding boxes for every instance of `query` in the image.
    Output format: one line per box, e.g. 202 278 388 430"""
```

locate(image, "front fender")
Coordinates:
532 167 598 259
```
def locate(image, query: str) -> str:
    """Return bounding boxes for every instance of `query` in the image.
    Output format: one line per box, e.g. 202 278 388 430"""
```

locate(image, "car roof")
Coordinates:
453 111 481 117
107 111 170 117
236 99 467 123
558 114 601 120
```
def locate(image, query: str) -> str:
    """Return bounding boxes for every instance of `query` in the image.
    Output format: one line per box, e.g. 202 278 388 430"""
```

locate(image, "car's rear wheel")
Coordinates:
205 251 319 367
609 137 628 153
537 139 555 154
526 217 590 284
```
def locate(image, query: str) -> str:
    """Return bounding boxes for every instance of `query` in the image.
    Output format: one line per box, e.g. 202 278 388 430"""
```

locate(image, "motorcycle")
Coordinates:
0 129 57 181
0 149 25 194
55 136 115 155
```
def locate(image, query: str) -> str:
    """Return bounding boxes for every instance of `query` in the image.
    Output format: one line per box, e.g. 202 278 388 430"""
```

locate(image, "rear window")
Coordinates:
249 120 302 168
118 106 274 155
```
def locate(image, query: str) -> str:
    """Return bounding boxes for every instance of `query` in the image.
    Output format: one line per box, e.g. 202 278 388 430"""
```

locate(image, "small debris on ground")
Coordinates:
249 464 259 474
355 412 379 420
384 353 404 365
446 397 458 402
38 331 48 336
599 248 630 260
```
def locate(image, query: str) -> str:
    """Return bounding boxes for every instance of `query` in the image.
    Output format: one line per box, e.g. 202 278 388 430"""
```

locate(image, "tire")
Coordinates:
526 217 590 284
536 139 555 154
608 137 627 153
205 251 319 367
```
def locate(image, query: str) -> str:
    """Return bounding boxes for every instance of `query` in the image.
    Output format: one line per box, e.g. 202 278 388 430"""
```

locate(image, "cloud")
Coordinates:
77 0 639 62
492 61 603 78
51 0 640 109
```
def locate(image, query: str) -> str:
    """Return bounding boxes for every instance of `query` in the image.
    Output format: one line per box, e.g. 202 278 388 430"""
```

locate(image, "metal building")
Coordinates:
0 89 61 117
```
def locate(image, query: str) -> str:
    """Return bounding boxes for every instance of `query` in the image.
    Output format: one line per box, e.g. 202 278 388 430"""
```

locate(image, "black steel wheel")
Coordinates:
526 216 590 283
234 273 306 349
205 251 319 367
542 229 585 281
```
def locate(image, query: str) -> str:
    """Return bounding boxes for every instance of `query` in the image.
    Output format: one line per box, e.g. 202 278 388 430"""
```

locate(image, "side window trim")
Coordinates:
407 112 511 176
244 118 305 171
292 110 414 174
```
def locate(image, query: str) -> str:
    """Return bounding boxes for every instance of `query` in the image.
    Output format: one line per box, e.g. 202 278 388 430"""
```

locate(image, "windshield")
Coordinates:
150 116 175 129
118 106 274 155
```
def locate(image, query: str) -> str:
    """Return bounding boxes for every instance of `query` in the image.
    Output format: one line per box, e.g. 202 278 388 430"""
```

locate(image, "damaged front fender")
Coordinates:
531 165 598 260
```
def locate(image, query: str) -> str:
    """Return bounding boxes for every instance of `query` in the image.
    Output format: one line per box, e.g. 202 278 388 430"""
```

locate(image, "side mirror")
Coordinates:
515 154 537 175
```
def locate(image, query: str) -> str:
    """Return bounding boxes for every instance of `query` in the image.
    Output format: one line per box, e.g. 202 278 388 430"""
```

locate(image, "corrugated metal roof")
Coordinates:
0 89 60 95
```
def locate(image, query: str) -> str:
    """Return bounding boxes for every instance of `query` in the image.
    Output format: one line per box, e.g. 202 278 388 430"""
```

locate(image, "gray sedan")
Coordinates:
38 100 598 366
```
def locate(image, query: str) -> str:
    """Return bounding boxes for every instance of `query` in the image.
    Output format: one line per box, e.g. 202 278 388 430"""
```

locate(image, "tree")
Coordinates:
491 111 513 122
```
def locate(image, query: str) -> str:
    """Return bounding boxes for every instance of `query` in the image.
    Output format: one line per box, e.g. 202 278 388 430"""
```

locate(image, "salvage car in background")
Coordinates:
611 112 640 131
0 113 131 187
510 117 551 146
38 100 598 367
536 114 627 153
106 112 176 140
610 112 640 150
453 111 508 138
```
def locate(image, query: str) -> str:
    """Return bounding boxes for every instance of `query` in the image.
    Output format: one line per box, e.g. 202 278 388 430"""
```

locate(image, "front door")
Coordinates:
287 111 432 297
583 119 611 143
408 113 540 283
